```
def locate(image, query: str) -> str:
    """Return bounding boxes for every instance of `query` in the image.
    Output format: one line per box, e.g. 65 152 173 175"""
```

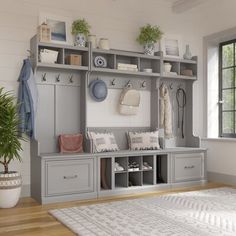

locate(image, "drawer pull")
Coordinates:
184 165 195 169
63 175 78 180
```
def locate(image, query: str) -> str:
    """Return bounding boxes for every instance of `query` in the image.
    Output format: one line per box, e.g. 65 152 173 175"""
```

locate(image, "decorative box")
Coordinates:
65 54 82 66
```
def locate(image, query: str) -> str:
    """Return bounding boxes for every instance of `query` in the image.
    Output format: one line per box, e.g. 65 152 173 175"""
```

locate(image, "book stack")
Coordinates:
117 63 138 72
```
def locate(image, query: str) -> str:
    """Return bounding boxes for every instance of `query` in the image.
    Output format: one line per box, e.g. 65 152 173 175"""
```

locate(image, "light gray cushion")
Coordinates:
88 131 119 153
127 131 160 150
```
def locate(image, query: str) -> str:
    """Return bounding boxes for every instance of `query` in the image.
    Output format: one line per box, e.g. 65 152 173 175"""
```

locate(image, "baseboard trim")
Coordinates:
21 184 30 197
208 171 236 186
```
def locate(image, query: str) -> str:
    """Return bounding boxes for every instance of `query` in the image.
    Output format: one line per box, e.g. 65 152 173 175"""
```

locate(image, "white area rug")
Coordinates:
49 188 236 236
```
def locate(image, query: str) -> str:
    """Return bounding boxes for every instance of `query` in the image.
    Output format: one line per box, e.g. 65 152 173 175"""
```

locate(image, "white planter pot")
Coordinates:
75 33 86 47
0 172 22 208
143 43 155 56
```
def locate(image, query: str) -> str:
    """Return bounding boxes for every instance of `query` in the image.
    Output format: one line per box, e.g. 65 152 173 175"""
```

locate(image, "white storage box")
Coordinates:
39 49 59 63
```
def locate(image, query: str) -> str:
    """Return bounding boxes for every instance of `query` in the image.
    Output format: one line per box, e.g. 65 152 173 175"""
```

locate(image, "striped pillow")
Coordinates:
88 132 119 153
127 131 160 150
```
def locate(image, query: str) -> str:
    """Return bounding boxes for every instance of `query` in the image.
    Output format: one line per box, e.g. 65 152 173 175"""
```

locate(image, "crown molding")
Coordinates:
172 0 205 13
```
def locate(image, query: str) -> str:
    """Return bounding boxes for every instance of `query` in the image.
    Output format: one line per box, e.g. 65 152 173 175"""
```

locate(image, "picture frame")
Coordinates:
160 35 182 58
39 13 72 45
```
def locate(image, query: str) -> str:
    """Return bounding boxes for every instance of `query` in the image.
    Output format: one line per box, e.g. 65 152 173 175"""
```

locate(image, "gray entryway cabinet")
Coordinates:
30 36 207 204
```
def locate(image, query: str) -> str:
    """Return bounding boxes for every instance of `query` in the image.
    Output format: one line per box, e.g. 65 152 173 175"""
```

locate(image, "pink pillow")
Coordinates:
58 134 83 153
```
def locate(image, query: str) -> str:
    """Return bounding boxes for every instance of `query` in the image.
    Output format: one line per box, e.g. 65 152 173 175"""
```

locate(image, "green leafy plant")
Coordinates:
137 24 163 45
72 18 90 36
0 87 24 174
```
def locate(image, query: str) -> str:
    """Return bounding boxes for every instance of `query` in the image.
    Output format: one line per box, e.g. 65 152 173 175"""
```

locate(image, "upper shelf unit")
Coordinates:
30 36 90 72
162 56 197 80
30 35 197 80
91 48 161 77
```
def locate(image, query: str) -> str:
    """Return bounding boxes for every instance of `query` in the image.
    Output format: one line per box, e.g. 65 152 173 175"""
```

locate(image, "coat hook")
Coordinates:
56 74 60 82
27 50 34 59
69 75 73 83
169 83 173 90
141 81 147 88
42 73 47 82
126 80 132 88
111 78 116 86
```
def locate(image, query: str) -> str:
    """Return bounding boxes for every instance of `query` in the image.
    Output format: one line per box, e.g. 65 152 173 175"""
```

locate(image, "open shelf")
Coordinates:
100 158 112 191
156 155 168 184
37 62 88 71
112 155 157 189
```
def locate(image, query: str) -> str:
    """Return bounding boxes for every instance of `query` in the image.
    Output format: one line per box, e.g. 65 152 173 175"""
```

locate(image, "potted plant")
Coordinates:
72 18 91 47
137 24 163 55
0 88 24 208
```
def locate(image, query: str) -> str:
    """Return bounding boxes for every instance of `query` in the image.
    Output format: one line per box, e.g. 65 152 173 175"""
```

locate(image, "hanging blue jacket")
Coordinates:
18 59 38 138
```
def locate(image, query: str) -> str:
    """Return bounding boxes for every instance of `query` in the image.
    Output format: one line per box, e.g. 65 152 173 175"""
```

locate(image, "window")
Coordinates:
219 40 236 137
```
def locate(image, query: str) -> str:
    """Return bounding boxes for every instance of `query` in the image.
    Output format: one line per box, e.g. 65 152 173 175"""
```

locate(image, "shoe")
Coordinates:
128 162 140 171
143 162 152 170
114 162 125 172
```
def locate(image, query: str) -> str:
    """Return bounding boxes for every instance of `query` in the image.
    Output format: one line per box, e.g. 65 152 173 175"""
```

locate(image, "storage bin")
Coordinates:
65 54 82 66
39 49 58 63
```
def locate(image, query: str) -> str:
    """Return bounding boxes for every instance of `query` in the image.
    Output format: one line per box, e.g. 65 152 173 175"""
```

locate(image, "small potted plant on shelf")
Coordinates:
137 24 163 56
72 18 91 47
0 88 25 208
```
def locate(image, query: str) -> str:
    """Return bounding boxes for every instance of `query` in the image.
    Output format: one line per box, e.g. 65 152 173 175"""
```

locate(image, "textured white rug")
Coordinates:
50 188 236 236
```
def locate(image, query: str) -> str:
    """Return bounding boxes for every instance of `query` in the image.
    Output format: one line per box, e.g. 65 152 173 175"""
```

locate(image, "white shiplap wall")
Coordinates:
0 0 203 196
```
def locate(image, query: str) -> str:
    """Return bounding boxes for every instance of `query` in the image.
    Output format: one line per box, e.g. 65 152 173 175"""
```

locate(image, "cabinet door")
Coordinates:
173 152 204 182
46 158 94 196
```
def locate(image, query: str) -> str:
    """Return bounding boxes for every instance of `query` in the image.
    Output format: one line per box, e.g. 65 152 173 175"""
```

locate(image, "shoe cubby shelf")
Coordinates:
99 154 168 192
31 35 197 80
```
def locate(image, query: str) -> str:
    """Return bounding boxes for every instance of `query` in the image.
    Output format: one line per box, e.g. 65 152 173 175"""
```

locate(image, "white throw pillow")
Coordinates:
88 132 119 153
127 131 160 150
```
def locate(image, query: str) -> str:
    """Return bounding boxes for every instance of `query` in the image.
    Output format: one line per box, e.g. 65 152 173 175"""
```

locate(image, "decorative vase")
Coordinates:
88 35 97 48
164 63 172 73
0 171 22 208
75 33 86 47
183 44 192 60
99 38 110 50
143 43 155 56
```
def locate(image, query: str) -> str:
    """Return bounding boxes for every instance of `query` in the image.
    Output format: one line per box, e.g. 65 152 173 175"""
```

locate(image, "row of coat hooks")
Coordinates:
110 78 147 89
41 73 74 83
160 82 184 90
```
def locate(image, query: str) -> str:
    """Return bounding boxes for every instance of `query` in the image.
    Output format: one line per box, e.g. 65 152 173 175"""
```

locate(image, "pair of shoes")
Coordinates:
143 162 152 170
128 162 140 171
114 162 125 172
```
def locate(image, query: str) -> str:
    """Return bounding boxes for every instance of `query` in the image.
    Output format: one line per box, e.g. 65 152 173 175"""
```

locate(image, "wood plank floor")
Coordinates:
0 182 231 236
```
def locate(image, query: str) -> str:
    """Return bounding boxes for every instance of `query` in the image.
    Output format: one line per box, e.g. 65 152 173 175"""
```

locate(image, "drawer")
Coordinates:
46 159 94 196
173 153 204 182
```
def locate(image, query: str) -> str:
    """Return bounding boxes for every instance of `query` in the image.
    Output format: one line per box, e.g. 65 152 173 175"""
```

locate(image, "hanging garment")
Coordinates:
18 59 38 138
160 84 173 139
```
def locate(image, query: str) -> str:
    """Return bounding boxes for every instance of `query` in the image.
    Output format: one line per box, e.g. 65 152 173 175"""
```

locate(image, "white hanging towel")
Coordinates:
160 84 173 139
